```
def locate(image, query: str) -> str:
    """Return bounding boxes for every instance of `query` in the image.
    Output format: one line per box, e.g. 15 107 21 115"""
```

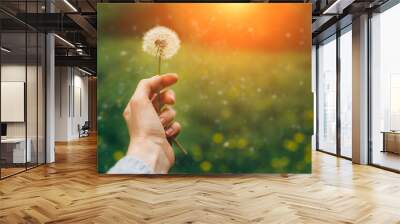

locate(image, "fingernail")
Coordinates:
166 127 174 136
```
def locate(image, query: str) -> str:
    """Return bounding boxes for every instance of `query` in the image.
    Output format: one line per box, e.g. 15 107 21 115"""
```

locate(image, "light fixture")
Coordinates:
76 48 85 55
1 47 11 53
63 0 78 12
54 34 75 48
78 67 93 76
322 0 355 15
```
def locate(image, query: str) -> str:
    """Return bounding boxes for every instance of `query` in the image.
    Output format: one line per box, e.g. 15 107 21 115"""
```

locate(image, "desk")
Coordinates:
1 138 31 163
382 131 400 154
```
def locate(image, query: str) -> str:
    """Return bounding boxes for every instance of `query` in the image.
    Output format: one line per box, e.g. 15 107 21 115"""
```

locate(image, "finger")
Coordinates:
159 89 176 105
165 122 181 138
135 73 178 99
151 89 175 109
159 106 176 127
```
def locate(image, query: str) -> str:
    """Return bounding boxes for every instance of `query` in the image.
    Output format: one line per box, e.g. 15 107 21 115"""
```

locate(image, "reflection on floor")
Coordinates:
0 135 400 223
0 163 42 178
373 150 400 171
0 167 25 177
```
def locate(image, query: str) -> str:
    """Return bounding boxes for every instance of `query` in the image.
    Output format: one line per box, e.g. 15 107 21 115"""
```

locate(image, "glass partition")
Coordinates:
0 2 46 179
1 30 28 177
317 35 337 154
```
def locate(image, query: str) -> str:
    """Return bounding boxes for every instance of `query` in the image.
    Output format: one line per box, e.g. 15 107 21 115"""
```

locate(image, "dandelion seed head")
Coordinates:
142 26 180 59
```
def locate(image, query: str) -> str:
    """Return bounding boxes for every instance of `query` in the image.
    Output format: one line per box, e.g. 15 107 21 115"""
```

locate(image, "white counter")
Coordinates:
1 138 32 163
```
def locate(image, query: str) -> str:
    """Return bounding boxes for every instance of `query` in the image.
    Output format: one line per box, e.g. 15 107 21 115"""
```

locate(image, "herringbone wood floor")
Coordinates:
1 135 400 224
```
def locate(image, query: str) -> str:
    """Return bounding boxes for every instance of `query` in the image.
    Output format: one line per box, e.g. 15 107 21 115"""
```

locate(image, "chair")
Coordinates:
78 121 90 138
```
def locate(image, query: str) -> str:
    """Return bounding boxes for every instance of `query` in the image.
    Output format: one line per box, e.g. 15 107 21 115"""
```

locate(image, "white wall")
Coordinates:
55 67 69 141
1 65 39 137
1 64 46 163
1 65 26 139
72 73 89 138
312 45 316 150
55 67 89 141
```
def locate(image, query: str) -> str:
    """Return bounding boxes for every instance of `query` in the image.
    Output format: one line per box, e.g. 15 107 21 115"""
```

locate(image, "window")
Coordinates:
370 3 400 171
317 35 337 154
339 27 352 158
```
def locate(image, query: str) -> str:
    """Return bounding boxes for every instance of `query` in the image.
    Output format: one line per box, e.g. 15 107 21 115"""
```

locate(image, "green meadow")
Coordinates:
97 38 313 174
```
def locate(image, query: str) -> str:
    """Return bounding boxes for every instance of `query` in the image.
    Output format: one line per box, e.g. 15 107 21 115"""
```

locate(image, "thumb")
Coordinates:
133 73 178 100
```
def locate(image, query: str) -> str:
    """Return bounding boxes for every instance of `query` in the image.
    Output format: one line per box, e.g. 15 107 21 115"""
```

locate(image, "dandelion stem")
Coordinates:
156 54 187 155
156 54 162 113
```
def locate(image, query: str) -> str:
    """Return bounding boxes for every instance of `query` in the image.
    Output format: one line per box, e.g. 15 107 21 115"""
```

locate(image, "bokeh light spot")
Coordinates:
212 132 224 144
294 132 305 143
284 140 298 152
238 138 248 149
113 150 125 161
200 161 212 172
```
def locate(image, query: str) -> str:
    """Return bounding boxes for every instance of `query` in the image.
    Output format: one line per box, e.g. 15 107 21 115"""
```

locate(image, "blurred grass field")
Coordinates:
97 37 312 174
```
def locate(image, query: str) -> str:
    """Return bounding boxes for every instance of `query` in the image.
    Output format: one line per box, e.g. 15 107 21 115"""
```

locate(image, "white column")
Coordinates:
45 1 56 163
352 14 369 164
46 33 55 163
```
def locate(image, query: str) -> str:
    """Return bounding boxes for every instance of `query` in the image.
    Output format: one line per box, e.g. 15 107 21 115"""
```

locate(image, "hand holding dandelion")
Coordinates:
123 73 180 174
143 26 187 155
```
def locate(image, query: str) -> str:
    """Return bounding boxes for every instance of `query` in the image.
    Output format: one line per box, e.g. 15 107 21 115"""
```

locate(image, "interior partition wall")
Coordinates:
370 2 400 172
0 2 46 179
316 24 353 159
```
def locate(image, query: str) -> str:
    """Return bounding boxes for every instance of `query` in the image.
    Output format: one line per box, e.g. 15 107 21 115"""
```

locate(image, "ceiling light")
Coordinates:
78 67 92 76
1 47 11 53
54 34 75 48
323 0 355 15
63 0 78 12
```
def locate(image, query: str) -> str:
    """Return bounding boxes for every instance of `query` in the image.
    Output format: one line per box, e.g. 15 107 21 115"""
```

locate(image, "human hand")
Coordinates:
123 73 181 174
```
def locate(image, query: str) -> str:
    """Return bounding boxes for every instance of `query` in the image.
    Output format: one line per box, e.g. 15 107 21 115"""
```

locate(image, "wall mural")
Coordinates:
97 3 312 174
